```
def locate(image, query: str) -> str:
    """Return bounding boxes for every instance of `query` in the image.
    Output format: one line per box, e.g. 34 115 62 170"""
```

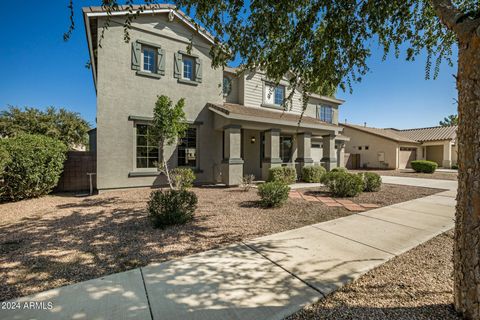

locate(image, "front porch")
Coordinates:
209 103 348 186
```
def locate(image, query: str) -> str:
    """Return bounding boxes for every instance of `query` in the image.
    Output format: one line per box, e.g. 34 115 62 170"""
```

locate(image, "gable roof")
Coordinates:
390 125 457 142
82 4 216 44
208 102 338 130
342 123 419 143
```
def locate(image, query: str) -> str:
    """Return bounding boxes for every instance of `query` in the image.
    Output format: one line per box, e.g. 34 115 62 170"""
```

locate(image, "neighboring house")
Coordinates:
342 123 457 169
83 5 348 191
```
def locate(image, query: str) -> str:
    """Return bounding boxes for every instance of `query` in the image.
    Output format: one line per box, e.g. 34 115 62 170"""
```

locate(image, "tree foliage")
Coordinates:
0 106 90 149
440 114 459 126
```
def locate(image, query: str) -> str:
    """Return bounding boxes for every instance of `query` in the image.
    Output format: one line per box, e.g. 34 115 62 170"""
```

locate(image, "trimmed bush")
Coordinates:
171 167 196 190
301 165 326 183
451 164 458 170
411 160 438 173
148 189 198 228
359 172 382 192
257 181 290 208
330 167 348 173
268 166 297 184
1 134 67 202
321 171 364 197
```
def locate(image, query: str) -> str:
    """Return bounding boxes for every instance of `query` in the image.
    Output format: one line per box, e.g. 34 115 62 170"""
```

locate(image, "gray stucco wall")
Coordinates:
95 14 223 190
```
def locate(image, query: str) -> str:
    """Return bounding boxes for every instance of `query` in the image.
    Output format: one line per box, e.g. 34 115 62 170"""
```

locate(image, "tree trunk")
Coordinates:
454 32 480 319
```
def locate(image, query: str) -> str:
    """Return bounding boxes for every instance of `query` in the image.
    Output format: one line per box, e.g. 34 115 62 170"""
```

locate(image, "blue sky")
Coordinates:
0 1 458 129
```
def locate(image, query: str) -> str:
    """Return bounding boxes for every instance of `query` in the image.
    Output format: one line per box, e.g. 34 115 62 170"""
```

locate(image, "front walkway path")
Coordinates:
2 178 456 320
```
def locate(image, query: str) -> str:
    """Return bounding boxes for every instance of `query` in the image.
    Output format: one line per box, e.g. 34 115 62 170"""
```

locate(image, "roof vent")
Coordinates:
364 122 367 127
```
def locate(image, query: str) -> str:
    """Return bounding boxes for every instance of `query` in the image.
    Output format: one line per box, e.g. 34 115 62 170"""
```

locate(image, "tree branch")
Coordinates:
430 0 480 37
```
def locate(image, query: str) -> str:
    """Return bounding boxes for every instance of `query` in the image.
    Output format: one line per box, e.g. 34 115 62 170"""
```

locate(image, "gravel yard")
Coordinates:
288 229 459 320
0 184 441 301
351 169 458 181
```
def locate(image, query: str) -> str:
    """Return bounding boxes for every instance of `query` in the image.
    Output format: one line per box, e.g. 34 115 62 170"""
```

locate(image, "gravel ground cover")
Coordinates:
287 229 460 320
0 184 441 301
350 169 458 181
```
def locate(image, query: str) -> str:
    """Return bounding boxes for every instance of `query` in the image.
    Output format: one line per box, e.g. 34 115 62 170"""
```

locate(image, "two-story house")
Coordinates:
83 4 348 191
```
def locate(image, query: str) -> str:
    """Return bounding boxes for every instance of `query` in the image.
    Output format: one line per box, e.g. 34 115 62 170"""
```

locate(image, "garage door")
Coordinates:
399 147 416 169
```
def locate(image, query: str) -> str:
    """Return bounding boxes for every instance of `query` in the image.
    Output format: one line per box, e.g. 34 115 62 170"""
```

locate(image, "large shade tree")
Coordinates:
69 0 479 317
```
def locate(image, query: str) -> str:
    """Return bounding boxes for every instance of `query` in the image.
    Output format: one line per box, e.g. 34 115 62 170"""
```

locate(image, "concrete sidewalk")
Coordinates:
380 175 457 191
2 179 456 320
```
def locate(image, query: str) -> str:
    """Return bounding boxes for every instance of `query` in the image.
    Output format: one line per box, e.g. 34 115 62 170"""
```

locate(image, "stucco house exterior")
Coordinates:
342 123 457 169
83 5 348 191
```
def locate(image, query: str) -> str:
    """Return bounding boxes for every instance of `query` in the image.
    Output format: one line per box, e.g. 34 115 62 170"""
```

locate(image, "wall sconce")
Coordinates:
250 136 256 144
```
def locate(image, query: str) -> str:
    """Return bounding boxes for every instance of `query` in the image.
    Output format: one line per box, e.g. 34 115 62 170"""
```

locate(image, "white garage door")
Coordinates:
399 147 416 169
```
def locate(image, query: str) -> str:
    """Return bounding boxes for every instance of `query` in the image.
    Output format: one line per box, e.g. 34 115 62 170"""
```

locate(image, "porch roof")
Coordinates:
207 102 339 131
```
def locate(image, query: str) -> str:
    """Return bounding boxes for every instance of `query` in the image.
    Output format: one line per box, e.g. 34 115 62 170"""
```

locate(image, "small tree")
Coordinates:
149 95 189 189
439 114 459 126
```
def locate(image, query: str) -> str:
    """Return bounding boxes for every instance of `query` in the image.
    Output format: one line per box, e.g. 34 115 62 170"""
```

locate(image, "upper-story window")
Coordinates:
274 86 285 105
264 83 285 106
183 56 194 80
142 46 156 73
223 76 232 96
317 105 333 123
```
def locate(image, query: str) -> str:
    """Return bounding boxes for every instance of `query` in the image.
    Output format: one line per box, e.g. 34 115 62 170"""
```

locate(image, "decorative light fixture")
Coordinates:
251 136 256 144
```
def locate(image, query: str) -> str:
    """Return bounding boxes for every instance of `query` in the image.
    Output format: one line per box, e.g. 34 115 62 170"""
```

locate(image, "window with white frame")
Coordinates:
183 56 194 80
264 83 285 106
142 46 156 73
136 124 158 169
317 105 333 123
223 76 232 96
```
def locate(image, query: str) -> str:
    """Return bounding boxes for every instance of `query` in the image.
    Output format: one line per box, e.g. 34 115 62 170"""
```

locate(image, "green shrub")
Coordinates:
321 172 364 197
0 134 67 202
0 145 10 177
148 189 198 228
171 167 196 190
268 166 297 184
451 164 458 170
301 165 326 183
411 160 438 173
257 181 290 207
359 172 382 192
330 167 348 173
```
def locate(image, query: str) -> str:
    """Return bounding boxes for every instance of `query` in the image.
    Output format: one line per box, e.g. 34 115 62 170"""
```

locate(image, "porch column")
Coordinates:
262 129 282 180
295 132 313 175
337 142 346 167
321 134 337 171
443 141 452 168
221 125 243 186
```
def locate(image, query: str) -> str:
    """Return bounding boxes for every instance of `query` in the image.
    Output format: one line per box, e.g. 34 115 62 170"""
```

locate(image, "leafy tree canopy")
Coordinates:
440 114 459 126
0 106 90 149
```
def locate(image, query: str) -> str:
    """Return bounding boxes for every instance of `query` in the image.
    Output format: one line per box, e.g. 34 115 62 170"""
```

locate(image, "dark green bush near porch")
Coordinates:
411 160 438 173
257 181 290 207
268 166 297 184
148 189 198 228
301 165 326 183
330 167 348 173
320 171 364 197
451 164 459 169
359 172 382 192
0 134 67 202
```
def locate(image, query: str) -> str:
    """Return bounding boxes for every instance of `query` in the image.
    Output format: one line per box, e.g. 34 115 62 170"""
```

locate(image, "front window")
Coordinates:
136 124 158 168
183 57 194 80
178 127 197 167
280 136 293 163
143 46 156 73
318 105 333 123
